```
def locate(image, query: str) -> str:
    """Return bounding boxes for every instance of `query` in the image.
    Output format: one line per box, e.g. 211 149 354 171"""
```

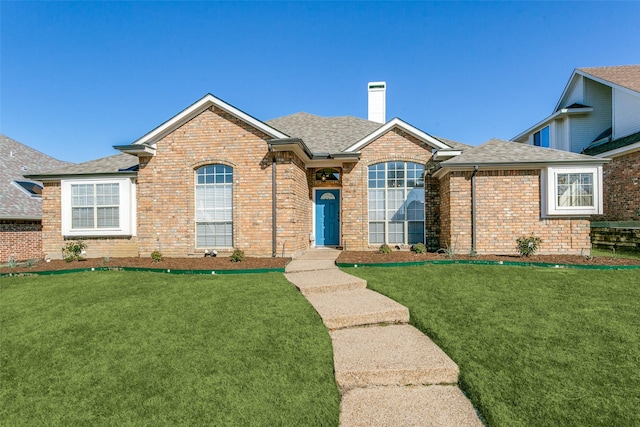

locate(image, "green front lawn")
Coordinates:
0 272 339 426
344 265 640 427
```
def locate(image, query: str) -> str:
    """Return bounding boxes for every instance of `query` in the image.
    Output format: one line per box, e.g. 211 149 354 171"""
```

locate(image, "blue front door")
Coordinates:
315 190 340 246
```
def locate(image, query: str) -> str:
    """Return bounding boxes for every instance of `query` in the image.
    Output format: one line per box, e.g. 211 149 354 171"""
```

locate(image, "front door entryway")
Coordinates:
315 189 340 246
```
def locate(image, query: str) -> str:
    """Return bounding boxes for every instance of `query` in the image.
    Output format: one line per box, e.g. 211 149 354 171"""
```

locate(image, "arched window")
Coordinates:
195 165 233 247
368 162 425 244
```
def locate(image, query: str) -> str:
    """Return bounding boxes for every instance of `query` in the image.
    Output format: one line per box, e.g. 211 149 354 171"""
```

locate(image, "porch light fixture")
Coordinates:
315 168 340 182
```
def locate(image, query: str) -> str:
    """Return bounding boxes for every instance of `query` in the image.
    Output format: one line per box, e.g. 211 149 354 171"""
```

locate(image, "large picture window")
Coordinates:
368 162 425 245
196 164 233 247
71 183 120 229
61 178 134 237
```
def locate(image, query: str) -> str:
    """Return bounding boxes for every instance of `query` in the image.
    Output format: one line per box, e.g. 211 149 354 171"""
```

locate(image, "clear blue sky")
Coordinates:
2 1 639 163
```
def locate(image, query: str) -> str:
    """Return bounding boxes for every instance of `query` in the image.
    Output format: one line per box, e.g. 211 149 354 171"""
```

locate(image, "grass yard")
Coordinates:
591 247 640 260
0 272 340 426
344 265 640 427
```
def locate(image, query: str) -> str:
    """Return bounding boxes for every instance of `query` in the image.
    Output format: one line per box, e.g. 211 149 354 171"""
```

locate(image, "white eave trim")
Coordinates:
511 106 593 141
130 94 289 146
343 118 451 153
113 144 157 157
268 139 360 168
433 150 462 160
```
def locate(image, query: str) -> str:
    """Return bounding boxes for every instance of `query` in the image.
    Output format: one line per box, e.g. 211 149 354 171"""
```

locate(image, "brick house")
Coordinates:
513 66 640 250
28 84 609 259
0 134 70 262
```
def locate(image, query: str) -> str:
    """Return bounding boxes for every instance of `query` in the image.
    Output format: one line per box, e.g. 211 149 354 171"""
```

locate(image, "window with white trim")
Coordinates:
71 183 119 229
368 162 425 244
61 178 134 236
543 166 603 216
195 165 233 247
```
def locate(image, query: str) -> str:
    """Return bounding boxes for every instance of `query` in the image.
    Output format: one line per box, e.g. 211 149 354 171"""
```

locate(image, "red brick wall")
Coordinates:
440 170 591 255
41 182 139 260
0 220 43 262
136 106 309 258
598 150 640 221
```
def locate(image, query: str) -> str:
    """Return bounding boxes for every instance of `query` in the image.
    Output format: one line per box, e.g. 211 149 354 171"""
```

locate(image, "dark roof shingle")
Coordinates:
26 153 138 177
0 134 71 219
266 112 384 153
441 139 606 167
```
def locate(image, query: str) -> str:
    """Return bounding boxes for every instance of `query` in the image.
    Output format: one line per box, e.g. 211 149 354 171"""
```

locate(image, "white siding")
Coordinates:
553 118 569 151
613 88 640 139
559 75 584 109
569 79 612 153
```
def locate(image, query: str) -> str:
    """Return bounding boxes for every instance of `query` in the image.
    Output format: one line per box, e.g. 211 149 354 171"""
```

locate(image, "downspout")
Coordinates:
471 166 479 254
271 150 277 258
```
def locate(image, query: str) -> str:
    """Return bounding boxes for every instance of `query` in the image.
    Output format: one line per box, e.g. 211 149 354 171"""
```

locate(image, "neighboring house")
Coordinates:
28 83 608 259
0 134 71 262
512 65 640 250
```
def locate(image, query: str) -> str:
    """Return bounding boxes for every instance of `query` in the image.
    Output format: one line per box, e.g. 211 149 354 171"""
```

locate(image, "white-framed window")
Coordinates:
542 166 603 216
368 162 425 244
534 126 550 148
195 164 233 248
61 178 135 236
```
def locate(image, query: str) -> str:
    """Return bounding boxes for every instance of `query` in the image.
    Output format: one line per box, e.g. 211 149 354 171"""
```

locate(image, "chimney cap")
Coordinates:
368 81 386 90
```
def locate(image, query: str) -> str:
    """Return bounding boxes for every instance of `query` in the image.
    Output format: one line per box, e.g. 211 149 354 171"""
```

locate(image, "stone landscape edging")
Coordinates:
4 259 639 278
0 266 286 278
336 259 640 270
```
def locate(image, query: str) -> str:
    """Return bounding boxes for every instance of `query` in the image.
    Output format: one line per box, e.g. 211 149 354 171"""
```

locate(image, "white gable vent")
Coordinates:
368 81 386 124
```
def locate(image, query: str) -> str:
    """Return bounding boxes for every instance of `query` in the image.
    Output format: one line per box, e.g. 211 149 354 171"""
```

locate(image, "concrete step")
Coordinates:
304 288 409 330
339 385 483 427
294 248 342 260
285 269 367 296
285 259 340 273
331 324 459 391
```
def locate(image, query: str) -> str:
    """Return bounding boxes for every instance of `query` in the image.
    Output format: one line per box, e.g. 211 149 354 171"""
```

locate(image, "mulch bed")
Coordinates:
4 250 640 275
336 251 640 266
2 256 291 274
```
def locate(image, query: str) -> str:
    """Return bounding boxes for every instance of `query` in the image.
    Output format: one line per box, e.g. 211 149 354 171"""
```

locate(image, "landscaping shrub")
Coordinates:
230 249 245 262
411 243 426 254
151 251 163 263
378 244 392 254
63 240 87 262
516 233 542 257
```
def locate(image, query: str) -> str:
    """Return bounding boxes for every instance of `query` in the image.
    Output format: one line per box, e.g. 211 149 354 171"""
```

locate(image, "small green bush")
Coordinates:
411 243 426 254
7 257 18 268
516 233 542 257
230 249 245 262
379 244 392 254
151 251 163 263
63 240 87 262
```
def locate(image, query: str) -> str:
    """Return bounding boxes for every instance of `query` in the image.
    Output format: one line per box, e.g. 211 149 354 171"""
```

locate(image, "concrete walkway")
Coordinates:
285 248 483 427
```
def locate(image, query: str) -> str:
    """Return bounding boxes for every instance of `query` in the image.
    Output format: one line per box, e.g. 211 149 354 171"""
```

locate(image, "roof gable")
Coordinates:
555 65 640 112
343 118 453 153
131 94 289 147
